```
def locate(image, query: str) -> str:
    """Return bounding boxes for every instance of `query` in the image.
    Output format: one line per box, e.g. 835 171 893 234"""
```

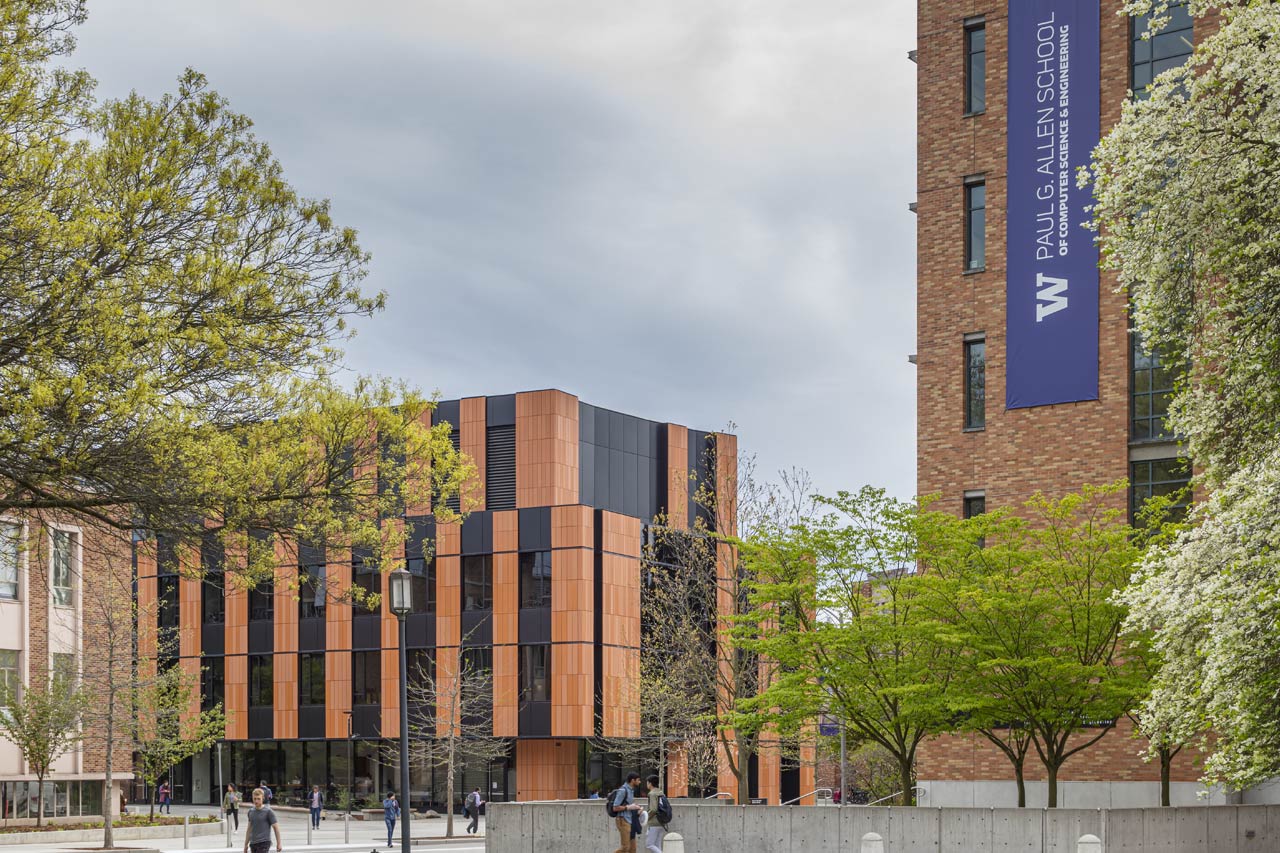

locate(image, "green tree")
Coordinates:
0 0 471 583
1086 0 1280 790
732 487 957 806
0 663 89 826
132 662 226 821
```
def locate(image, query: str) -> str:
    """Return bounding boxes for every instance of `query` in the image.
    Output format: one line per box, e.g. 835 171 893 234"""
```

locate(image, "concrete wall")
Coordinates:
920 779 1237 809
486 802 1280 852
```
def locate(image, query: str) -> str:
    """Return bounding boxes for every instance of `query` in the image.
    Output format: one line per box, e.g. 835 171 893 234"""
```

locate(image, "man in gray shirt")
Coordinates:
243 787 282 853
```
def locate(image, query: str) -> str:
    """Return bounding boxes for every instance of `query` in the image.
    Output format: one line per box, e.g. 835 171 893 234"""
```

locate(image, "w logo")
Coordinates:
1036 273 1069 322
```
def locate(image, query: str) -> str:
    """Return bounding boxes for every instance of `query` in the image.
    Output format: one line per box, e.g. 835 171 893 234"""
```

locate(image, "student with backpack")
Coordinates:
643 776 672 853
605 773 643 853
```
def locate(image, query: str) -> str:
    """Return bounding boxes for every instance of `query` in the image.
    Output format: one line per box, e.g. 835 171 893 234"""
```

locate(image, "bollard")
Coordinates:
1077 834 1102 853
226 814 233 847
183 815 190 849
663 831 685 853
860 831 885 853
344 811 350 844
307 816 313 846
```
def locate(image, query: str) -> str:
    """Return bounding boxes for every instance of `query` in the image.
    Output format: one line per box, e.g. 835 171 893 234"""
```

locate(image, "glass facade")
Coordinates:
0 780 103 819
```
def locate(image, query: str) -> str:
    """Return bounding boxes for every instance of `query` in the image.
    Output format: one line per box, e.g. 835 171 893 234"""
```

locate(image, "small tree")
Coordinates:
0 666 88 826
133 662 226 820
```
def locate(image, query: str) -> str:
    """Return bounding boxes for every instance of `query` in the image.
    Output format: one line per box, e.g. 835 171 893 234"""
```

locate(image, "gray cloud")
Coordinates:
71 0 918 499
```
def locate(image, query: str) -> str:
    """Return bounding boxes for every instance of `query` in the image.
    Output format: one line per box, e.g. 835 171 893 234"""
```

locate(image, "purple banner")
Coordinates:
1006 0 1100 409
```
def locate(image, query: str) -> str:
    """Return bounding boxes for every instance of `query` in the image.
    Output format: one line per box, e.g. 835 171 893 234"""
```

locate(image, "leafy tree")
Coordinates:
732 487 957 806
0 661 89 826
1087 0 1280 790
132 661 226 821
0 0 471 585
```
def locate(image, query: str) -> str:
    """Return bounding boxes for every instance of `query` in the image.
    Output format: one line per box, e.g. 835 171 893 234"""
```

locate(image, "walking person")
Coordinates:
158 781 171 814
643 775 671 853
308 785 323 830
382 792 400 848
224 784 241 831
606 773 643 853
242 787 282 853
464 787 483 835
259 781 273 805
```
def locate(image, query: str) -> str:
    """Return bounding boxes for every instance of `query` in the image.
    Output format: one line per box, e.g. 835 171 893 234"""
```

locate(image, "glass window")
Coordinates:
157 574 179 629
249 581 274 621
1131 0 1193 98
0 523 18 600
202 657 224 711
300 653 326 706
1131 458 1192 523
963 495 986 519
964 338 986 430
249 655 273 707
462 555 492 611
353 552 380 613
406 557 435 614
353 651 381 706
965 22 986 113
0 650 18 707
406 648 434 690
203 572 225 624
299 565 326 620
519 552 552 608
51 653 75 683
1132 331 1178 441
81 779 101 819
50 530 73 607
965 180 986 271
519 645 550 703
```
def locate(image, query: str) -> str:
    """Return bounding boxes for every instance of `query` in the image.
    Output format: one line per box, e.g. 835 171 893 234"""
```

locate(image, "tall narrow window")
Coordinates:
519 552 552 609
964 20 986 114
51 653 76 683
202 572 225 624
299 565 326 620
299 653 325 706
406 557 435 614
0 523 18 600
248 655 273 707
964 337 986 429
462 555 492 611
1131 458 1192 524
963 494 986 519
1131 0 1193 98
965 179 986 271
0 650 18 707
249 581 274 621
352 551 380 614
157 574 179 629
1132 331 1176 442
202 657 224 711
519 645 550 703
353 651 381 705
50 530 73 607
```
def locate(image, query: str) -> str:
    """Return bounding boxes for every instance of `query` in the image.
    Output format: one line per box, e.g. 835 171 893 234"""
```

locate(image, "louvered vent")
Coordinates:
444 428 462 513
486 425 516 510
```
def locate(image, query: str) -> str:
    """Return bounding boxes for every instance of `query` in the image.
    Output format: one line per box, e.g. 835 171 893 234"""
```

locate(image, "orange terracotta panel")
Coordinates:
515 740 578 801
493 645 518 737
325 547 352 653
460 396 487 512
225 655 248 740
551 505 593 550
381 645 400 738
178 574 201 660
714 433 738 537
551 642 592 737
493 552 518 646
666 742 689 798
493 510 519 553
274 559 299 654
515 391 579 507
274 652 299 739
136 546 158 663
757 733 781 805
666 425 689 529
325 650 352 739
437 522 460 557
434 646 459 738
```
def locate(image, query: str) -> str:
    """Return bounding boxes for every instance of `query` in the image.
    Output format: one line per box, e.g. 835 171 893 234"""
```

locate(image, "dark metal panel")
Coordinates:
247 707 273 741
202 624 225 656
352 706 381 740
433 399 460 429
405 517 436 557
461 611 493 646
519 701 551 737
579 444 595 507
609 449 625 513
248 622 273 654
298 619 325 652
406 613 435 647
578 402 596 445
299 707 325 740
518 607 551 644
518 507 551 552
621 415 639 455
461 513 491 555
352 614 381 650
488 394 517 427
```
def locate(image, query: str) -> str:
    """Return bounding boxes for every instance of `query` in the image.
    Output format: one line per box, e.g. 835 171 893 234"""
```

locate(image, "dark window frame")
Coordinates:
248 655 273 707
964 178 986 272
462 554 493 612
1130 457 1192 524
519 644 550 704
353 650 381 706
1130 0 1193 98
519 551 552 609
964 19 986 115
406 556 435 614
299 564 326 620
299 653 326 706
248 581 274 622
1131 331 1178 442
964 336 986 430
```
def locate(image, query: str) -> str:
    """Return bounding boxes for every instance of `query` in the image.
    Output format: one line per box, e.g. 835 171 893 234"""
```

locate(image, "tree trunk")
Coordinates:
1160 750 1172 807
736 737 749 805
1014 760 1026 808
35 773 45 828
104 707 115 849
1046 763 1059 808
899 757 913 806
149 785 156 821
445 750 455 838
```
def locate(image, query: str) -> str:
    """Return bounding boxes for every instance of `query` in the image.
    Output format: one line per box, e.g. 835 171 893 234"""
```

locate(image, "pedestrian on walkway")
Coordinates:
242 788 282 853
309 785 324 830
643 775 671 853
224 784 241 830
158 781 171 814
259 780 273 805
382 792 401 848
606 773 643 853
464 787 483 834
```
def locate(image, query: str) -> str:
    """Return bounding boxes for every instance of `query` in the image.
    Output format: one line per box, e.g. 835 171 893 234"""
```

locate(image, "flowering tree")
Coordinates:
1086 0 1280 789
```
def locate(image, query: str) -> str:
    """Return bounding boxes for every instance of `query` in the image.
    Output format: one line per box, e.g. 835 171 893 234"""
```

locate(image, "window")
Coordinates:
0 523 18 600
51 653 75 683
519 645 550 703
202 572 225 624
202 657 224 711
299 565 326 620
406 557 435 614
462 555 492 611
964 179 986 271
249 581 274 621
1131 458 1192 524
964 20 986 114
406 648 434 689
1132 332 1177 442
0 650 18 706
963 494 986 519
964 337 986 430
249 655 273 707
519 552 552 608
352 553 380 613
50 530 73 607
157 574 179 630
353 651 380 705
299 653 325 706
1131 0 1193 97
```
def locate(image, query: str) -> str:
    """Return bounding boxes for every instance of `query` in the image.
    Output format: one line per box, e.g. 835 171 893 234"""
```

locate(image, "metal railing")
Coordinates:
864 785 927 806
703 792 734 800
780 788 833 806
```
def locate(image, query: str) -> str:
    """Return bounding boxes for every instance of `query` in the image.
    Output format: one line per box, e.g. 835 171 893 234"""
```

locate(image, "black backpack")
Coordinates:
605 786 627 818
655 794 673 826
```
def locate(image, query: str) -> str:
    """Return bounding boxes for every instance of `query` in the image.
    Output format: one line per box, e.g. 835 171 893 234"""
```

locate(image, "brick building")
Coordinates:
144 389 787 808
908 0 1247 807
0 515 135 823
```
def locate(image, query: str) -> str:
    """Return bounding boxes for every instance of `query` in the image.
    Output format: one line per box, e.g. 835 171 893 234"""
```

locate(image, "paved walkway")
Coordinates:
5 805 485 853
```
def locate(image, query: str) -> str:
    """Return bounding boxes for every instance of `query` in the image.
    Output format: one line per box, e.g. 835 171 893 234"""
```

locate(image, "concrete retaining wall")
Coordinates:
486 802 1280 852
0 818 225 845
919 779 1238 809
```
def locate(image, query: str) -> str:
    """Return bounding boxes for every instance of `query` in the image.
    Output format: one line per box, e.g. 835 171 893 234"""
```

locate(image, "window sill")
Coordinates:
963 110 987 118
962 426 986 433
962 266 987 276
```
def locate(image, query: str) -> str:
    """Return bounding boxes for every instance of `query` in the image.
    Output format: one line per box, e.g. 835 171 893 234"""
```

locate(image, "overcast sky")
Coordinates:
72 1 918 500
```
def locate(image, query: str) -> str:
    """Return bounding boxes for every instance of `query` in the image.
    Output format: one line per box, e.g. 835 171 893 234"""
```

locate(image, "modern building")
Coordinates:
912 0 1209 808
0 514 134 823
143 389 765 809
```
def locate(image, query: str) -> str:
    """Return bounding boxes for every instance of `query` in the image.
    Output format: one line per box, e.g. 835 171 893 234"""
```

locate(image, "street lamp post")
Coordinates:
342 711 353 819
388 568 413 853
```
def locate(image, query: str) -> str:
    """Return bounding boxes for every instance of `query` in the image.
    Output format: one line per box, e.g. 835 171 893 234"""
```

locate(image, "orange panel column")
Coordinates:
274 544 299 740
756 733 781 805
221 540 249 740
666 425 689 528
551 506 593 737
600 511 640 738
381 521 405 739
325 548 353 739
492 510 519 737
178 543 202 726
435 523 460 737
515 390 579 508
459 397 487 512
666 742 689 798
515 740 579 801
